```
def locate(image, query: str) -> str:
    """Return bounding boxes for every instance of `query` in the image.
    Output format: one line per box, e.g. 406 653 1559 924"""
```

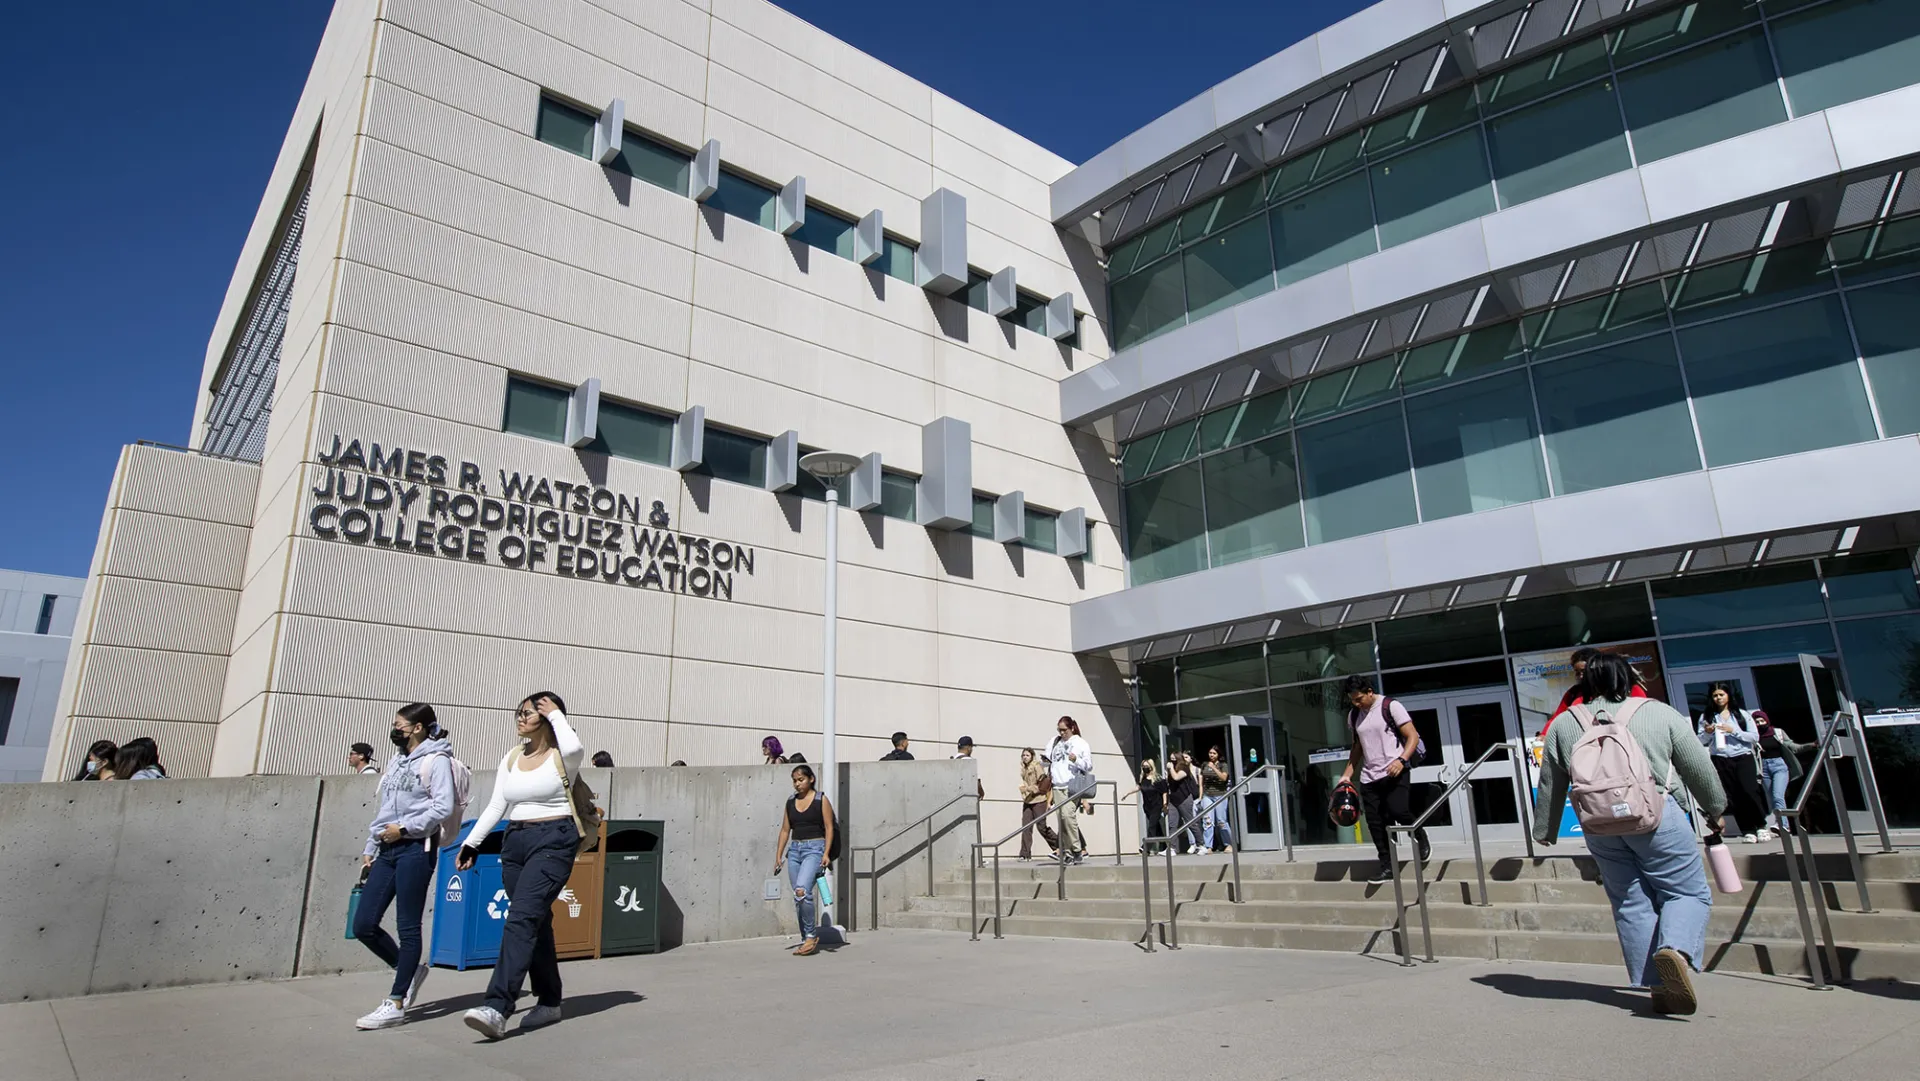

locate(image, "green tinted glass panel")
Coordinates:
1773 0 1920 114
1500 586 1655 652
1144 419 1200 475
1178 178 1266 243
791 205 859 261
1138 661 1179 707
1179 644 1268 700
1125 462 1207 585
879 471 918 521
1611 0 1764 64
1203 434 1305 566
1618 29 1787 164
1268 130 1367 204
615 131 691 194
1651 564 1825 634
1481 36 1614 113
1106 235 1147 281
1268 628 1374 686
1833 614 1920 713
1343 355 1402 409
535 97 595 158
706 170 779 230
1486 79 1632 208
1270 680 1356 845
1833 216 1920 287
1364 84 1479 159
1371 126 1496 249
1183 215 1275 321
1525 281 1671 359
1024 508 1058 553
1823 550 1920 617
504 378 569 441
699 427 768 487
1296 402 1418 544
1533 334 1702 494
1662 624 1835 666
1675 294 1875 467
1669 240 1833 321
877 237 917 283
1398 324 1526 389
1376 608 1505 669
1850 275 1920 436
1271 171 1376 287
1197 389 1291 453
1110 256 1187 349
1404 369 1547 520
591 400 674 465
1013 291 1049 335
969 494 996 539
955 272 993 313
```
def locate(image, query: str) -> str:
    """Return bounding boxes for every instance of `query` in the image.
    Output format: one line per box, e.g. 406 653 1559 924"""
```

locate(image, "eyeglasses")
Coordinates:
514 708 537 718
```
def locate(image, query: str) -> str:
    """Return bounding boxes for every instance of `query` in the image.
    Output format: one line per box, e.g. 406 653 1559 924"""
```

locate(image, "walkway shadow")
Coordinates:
413 988 645 1026
1471 973 1668 1016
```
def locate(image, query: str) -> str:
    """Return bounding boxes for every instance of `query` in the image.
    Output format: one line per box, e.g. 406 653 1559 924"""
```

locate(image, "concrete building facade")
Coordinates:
1 570 84 782
46 0 1920 853
44 0 1126 851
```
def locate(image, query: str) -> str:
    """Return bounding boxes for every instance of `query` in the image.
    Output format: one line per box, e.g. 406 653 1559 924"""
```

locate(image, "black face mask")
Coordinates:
390 729 411 749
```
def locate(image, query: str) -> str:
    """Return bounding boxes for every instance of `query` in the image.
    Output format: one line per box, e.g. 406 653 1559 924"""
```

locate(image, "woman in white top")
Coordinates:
455 692 583 1040
1047 716 1093 864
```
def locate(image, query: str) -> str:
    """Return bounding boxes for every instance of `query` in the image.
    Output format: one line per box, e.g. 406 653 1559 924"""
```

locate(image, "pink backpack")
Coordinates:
1564 699 1667 836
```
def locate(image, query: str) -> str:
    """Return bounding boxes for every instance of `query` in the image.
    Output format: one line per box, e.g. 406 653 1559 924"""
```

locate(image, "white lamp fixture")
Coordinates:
799 450 862 802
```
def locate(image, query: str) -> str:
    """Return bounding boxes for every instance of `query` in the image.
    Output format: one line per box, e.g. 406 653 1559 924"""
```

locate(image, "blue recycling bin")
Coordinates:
430 819 509 970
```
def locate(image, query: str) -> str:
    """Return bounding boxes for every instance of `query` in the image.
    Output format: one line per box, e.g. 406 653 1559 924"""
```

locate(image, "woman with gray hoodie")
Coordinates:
353 702 456 1031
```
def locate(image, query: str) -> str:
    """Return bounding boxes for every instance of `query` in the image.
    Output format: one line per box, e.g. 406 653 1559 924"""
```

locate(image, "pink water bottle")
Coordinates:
1706 834 1743 893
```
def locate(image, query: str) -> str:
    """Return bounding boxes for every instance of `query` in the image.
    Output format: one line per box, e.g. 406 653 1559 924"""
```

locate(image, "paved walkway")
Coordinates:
6 930 1915 1080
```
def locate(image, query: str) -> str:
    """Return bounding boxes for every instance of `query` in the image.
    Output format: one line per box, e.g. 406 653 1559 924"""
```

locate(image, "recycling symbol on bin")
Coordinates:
614 885 646 914
487 888 511 920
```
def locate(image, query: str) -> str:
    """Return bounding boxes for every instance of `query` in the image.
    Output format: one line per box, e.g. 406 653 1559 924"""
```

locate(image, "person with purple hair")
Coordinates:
762 736 787 764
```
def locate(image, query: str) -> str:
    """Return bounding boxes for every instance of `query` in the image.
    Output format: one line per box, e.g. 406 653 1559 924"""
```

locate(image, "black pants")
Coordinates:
1361 772 1428 870
353 838 434 999
1713 755 1770 836
485 819 579 1016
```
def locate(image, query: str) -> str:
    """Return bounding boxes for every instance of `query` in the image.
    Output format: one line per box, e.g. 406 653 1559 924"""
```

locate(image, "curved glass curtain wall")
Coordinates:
1107 0 1920 351
1121 213 1920 585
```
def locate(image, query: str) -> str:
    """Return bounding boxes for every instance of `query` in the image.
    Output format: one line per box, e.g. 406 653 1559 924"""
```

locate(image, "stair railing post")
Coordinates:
1777 818 1829 990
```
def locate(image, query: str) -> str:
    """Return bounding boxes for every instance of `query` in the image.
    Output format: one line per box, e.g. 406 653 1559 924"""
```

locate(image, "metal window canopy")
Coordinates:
1099 163 1920 446
691 140 721 202
1120 516 1920 664
591 98 625 166
916 416 972 529
848 452 883 511
564 378 601 448
916 188 968 294
992 491 1025 544
854 210 885 265
1056 0 1673 244
767 429 800 491
1057 507 1089 559
671 404 705 471
776 177 806 235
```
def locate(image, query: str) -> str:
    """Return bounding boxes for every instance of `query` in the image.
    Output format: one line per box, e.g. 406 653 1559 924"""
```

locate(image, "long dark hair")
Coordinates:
1707 681 1742 712
112 737 161 779
523 691 567 714
397 702 439 742
790 763 817 792
75 739 118 781
1585 654 1639 702
1056 716 1081 737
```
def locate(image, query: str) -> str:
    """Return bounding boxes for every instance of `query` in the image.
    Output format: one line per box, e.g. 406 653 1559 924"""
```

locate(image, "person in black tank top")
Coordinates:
773 764 836 956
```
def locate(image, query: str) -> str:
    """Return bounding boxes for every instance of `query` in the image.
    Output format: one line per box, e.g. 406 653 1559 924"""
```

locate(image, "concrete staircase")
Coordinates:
887 847 1920 982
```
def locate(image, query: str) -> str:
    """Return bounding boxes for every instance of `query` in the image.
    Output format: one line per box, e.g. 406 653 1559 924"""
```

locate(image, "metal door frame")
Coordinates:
1397 688 1525 844
1226 714 1283 852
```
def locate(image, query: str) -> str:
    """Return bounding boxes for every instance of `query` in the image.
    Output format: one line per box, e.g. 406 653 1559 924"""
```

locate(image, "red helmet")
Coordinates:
1329 782 1362 828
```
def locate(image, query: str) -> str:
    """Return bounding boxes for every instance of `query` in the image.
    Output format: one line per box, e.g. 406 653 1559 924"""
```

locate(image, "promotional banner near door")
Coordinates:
1512 642 1666 838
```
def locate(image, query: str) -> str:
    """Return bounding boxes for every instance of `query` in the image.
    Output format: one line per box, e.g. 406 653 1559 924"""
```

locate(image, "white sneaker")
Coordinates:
463 1006 508 1040
356 999 406 1030
1740 833 1757 843
401 963 430 1010
1754 828 1774 842
518 1004 563 1031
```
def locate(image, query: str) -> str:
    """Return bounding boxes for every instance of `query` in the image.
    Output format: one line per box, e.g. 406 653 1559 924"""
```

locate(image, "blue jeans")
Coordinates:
1760 757 1791 827
486 819 579 1016
1199 794 1233 849
353 839 435 999
1583 797 1712 988
786 839 826 940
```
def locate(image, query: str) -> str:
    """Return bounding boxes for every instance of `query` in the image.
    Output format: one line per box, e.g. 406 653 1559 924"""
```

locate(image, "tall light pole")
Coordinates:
799 451 861 798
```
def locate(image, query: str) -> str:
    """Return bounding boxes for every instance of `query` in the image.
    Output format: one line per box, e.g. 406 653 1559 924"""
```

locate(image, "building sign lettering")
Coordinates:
305 434 754 600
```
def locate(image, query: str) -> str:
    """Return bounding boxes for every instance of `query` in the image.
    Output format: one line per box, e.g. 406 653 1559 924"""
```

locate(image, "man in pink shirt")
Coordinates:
1336 673 1431 884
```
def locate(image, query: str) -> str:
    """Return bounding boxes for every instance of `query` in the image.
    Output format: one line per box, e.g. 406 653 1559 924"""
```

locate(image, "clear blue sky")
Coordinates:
0 0 1368 579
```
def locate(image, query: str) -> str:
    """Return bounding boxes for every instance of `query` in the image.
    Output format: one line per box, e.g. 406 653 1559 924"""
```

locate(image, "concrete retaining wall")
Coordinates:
1 761 973 1000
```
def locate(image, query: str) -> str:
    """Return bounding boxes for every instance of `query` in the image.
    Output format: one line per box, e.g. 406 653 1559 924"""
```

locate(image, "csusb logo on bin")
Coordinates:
445 875 463 903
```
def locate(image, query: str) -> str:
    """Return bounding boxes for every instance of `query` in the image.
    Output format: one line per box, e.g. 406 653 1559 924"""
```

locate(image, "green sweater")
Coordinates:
1532 696 1728 844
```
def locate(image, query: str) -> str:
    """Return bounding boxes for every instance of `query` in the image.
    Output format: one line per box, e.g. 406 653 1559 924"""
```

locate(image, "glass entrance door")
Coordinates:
1666 665 1760 731
1226 715 1284 852
1397 689 1525 844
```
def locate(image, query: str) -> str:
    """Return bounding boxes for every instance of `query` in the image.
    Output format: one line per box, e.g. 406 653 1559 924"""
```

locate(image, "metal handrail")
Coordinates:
969 780 1120 940
848 792 980 932
1136 764 1292 952
1389 740 1536 966
1773 707 1891 989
